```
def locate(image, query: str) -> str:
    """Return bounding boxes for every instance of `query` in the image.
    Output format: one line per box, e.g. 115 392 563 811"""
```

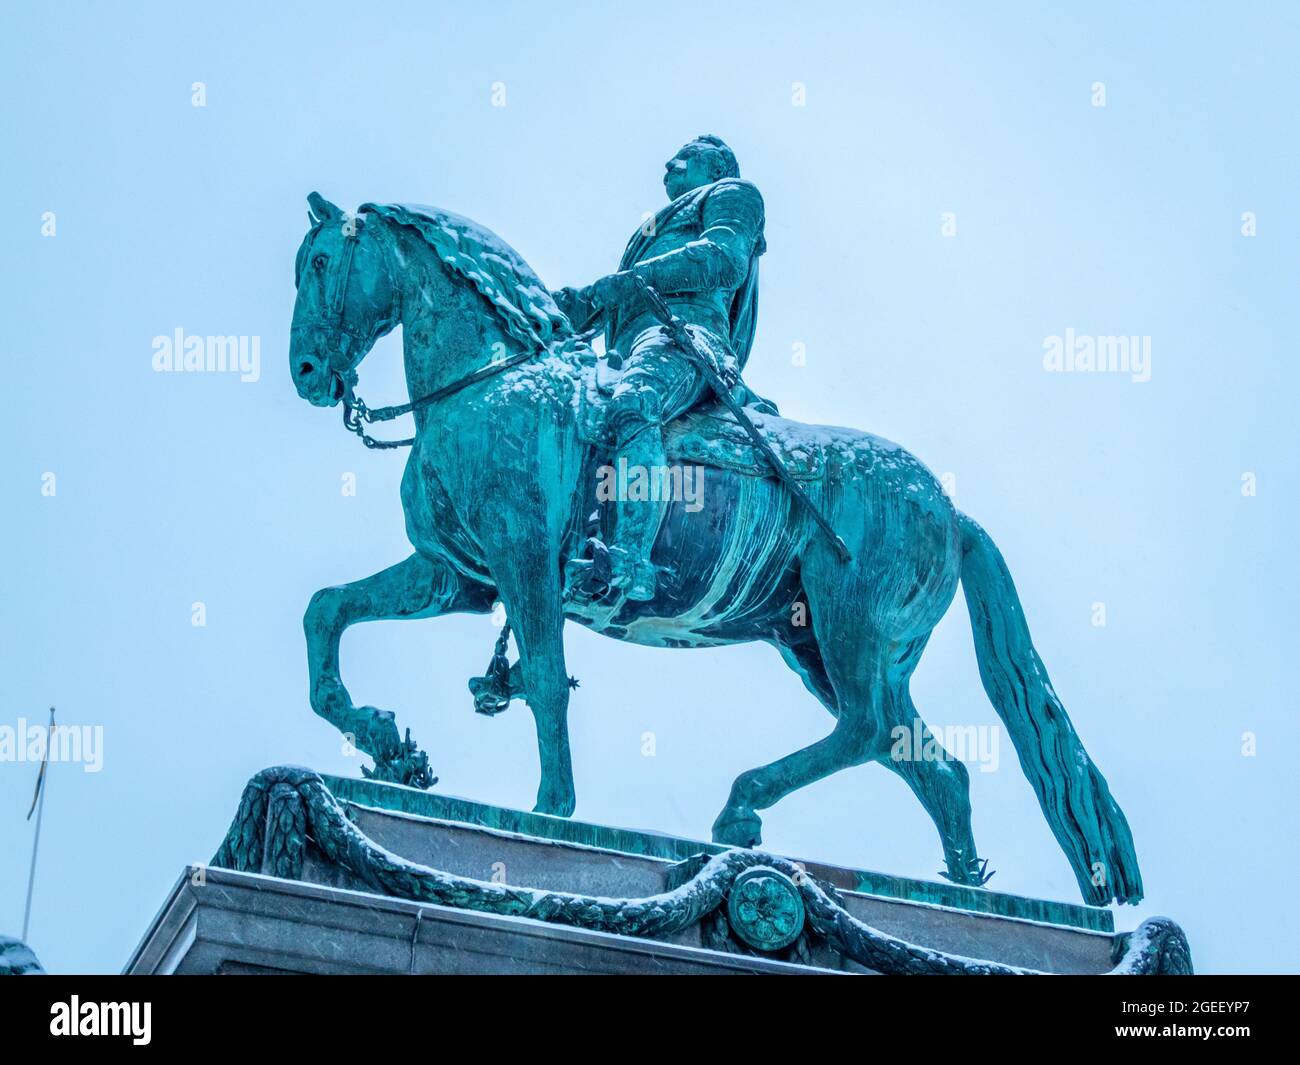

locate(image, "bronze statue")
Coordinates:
286 137 1144 906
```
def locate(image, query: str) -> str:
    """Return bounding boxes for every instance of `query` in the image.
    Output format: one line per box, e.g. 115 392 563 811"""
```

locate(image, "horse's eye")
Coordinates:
312 254 328 270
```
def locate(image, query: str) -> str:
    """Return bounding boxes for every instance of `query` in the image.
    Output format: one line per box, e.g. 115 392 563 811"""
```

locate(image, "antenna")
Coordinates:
21 706 55 943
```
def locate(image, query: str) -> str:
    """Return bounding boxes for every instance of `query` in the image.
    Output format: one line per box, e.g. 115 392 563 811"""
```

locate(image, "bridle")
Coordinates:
298 210 545 451
342 349 542 449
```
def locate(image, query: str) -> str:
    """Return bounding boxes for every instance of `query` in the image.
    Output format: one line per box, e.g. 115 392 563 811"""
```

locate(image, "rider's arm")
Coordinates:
628 180 764 296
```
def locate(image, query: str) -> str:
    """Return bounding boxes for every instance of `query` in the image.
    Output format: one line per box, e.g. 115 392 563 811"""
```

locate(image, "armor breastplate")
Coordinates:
616 201 734 346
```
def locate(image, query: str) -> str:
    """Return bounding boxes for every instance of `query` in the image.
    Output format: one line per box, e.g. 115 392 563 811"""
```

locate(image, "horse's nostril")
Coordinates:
298 361 315 378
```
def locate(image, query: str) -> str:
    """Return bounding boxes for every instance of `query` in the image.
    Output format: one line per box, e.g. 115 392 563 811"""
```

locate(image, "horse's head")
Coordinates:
290 192 400 407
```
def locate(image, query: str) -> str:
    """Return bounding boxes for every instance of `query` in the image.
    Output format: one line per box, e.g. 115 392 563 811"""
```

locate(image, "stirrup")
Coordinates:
468 624 516 716
563 537 614 605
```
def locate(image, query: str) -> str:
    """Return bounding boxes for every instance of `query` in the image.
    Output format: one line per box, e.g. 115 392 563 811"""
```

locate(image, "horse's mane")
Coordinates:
361 202 573 352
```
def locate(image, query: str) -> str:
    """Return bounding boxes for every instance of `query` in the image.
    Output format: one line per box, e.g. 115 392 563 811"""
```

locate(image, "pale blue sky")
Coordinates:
2 1 1297 973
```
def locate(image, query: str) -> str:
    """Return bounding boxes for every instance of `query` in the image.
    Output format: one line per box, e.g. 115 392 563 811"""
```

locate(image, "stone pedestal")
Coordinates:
127 868 836 975
126 768 1188 975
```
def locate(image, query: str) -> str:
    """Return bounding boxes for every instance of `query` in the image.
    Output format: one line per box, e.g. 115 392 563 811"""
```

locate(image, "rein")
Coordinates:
340 348 540 450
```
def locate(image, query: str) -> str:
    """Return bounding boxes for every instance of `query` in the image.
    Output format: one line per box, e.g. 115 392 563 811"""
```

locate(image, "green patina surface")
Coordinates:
292 159 1147 910
322 774 1113 933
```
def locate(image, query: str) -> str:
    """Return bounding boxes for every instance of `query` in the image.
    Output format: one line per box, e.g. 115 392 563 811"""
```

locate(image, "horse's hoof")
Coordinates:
712 810 763 849
939 855 995 887
356 706 402 758
362 727 437 790
363 757 437 790
533 795 576 818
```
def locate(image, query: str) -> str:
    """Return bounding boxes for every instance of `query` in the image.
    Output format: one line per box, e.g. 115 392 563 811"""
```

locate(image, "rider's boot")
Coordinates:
603 423 667 602
564 421 667 608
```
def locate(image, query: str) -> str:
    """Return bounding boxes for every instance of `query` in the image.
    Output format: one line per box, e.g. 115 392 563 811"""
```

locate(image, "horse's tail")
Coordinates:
956 512 1143 906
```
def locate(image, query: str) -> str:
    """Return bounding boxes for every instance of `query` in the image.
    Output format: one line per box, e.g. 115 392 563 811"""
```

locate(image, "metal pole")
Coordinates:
21 707 55 943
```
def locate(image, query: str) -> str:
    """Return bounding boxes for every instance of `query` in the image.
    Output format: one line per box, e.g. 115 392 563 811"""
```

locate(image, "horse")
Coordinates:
288 192 1143 906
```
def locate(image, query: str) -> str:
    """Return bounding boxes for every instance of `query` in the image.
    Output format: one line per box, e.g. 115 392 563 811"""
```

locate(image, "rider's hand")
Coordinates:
553 285 600 330
553 286 583 318
588 271 641 313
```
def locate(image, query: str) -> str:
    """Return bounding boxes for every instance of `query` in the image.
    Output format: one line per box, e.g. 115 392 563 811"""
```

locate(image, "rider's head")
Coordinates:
663 135 739 200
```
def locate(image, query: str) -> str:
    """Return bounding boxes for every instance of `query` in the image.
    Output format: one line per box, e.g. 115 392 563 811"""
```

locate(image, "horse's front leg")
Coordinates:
490 561 575 817
305 552 496 786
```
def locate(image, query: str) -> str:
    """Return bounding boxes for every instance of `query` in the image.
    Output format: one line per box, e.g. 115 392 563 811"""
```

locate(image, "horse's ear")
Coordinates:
307 191 341 225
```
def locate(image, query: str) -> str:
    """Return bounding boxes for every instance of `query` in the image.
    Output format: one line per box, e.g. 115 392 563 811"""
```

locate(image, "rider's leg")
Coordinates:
601 330 707 601
604 387 668 601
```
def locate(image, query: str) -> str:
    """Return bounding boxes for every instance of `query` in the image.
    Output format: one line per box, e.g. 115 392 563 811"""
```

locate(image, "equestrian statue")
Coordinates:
287 135 1144 907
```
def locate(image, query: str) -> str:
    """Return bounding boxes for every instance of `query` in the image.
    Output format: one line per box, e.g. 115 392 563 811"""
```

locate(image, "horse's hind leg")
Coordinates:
767 628 987 884
305 552 496 786
874 640 987 886
712 618 886 848
712 709 880 847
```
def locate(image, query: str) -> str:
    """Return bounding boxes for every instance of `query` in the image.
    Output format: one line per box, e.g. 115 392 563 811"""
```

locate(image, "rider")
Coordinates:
555 134 767 604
